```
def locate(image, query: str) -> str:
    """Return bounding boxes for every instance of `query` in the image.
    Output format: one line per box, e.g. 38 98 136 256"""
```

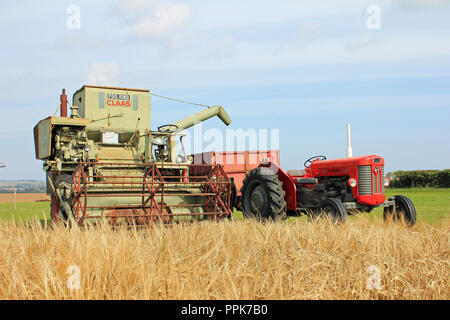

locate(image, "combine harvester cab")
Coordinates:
33 86 233 226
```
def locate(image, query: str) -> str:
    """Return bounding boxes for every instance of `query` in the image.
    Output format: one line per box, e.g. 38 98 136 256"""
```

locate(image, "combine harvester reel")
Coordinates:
62 161 233 226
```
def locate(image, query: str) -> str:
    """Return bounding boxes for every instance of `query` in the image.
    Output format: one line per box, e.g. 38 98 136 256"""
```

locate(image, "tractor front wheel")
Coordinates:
383 195 416 225
241 167 287 221
312 198 348 222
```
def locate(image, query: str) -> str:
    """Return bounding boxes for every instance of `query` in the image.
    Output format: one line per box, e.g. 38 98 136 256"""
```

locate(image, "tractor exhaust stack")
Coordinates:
346 122 353 158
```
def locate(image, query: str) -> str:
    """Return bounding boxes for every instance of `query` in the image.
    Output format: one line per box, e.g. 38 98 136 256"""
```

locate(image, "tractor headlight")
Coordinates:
348 178 357 188
384 178 390 187
84 145 91 152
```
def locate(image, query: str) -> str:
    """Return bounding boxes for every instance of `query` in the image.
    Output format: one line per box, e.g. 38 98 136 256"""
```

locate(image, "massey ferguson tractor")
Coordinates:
33 85 234 225
238 124 417 225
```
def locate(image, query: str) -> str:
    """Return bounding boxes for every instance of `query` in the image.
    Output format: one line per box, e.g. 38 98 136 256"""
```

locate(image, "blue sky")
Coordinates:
0 0 449 180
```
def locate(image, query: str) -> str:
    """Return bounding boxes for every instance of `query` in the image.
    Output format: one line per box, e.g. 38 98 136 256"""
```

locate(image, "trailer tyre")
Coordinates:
241 167 287 221
383 195 416 226
314 198 348 222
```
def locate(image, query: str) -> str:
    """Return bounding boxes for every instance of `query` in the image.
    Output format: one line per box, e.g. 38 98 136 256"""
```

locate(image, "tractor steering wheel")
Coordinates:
304 155 327 168
158 124 179 133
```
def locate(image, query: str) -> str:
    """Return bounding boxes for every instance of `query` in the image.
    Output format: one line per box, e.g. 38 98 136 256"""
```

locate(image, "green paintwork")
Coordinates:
73 85 151 132
173 106 232 131
34 117 90 159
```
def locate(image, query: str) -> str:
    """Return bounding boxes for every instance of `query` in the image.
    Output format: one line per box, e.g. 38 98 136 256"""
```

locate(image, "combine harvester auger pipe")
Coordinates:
172 106 232 131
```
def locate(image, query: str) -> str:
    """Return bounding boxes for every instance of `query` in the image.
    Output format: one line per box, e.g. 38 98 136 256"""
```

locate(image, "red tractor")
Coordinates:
240 155 416 225
239 125 417 225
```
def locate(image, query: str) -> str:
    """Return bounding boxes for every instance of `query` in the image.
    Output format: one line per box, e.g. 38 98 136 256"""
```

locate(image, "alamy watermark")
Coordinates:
366 5 381 30
67 5 81 30
66 265 81 290
179 122 280 169
366 265 381 290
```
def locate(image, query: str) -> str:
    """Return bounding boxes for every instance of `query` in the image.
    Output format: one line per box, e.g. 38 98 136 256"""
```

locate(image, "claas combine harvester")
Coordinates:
34 85 416 226
34 85 234 225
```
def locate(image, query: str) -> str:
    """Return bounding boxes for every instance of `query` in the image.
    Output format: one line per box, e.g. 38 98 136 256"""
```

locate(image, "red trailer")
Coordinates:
192 150 280 197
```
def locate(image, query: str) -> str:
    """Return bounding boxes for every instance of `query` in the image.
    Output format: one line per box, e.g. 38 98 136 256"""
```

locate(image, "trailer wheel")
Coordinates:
383 195 416 226
241 167 287 221
313 198 348 222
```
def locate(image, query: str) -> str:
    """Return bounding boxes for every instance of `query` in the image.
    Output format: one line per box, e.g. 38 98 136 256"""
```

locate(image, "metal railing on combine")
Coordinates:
70 161 233 225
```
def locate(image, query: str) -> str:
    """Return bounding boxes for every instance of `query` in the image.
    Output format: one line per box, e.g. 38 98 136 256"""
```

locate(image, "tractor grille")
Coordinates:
358 165 385 195
358 166 372 195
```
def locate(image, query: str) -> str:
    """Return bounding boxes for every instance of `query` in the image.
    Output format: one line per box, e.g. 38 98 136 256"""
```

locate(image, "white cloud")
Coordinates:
85 62 120 85
389 0 450 10
209 36 235 57
169 33 205 51
117 0 157 11
131 5 192 38
345 34 375 51
169 31 450 76
190 0 373 30
293 21 321 45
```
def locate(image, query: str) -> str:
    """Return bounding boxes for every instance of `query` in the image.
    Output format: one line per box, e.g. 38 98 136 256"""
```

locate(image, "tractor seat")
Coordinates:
295 178 318 185
287 170 306 177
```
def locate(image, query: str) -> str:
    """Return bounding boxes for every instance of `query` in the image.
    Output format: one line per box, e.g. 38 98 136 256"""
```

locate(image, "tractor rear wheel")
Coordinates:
313 198 348 222
383 195 416 225
241 167 287 221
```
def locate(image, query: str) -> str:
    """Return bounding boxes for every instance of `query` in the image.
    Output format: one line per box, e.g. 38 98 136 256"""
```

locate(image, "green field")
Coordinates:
0 188 449 225
372 188 450 225
0 201 50 224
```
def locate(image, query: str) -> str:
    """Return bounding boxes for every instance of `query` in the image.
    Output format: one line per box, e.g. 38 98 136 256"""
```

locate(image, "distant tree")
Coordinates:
387 169 449 188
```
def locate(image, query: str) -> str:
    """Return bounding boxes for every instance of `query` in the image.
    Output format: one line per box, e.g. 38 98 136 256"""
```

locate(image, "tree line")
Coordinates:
386 169 450 188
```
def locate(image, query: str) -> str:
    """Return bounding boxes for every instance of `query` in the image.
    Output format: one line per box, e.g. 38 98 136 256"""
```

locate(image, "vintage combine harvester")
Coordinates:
34 86 233 225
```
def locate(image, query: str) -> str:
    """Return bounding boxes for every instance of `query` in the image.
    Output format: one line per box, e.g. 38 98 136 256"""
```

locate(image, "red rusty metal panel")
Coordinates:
260 162 297 212
191 150 280 196
60 89 68 117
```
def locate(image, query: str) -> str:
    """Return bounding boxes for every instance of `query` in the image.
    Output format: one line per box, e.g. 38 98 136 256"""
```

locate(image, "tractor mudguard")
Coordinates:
259 162 297 211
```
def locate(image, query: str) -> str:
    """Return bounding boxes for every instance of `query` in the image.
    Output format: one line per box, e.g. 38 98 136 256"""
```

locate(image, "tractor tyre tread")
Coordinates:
318 198 348 222
384 195 416 225
241 167 287 221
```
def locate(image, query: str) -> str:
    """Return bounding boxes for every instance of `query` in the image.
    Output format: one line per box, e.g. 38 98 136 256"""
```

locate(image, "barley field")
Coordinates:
0 188 448 300
0 217 448 300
